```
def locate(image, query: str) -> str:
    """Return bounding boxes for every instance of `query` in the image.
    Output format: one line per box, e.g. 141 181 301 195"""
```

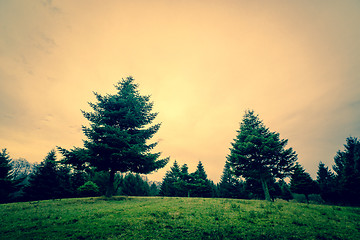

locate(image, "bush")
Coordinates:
77 181 100 197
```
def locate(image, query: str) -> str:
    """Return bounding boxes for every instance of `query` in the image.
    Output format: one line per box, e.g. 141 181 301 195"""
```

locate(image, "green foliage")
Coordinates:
218 161 248 199
59 77 169 197
160 161 214 198
77 181 100 197
317 162 337 203
118 173 150 196
149 182 160 196
0 148 13 203
24 150 72 201
1 197 359 239
278 179 293 201
188 161 214 198
333 136 360 205
290 163 319 203
227 110 298 201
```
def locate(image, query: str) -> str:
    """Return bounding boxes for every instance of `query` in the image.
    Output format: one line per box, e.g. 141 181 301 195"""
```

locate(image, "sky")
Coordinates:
1 0 360 183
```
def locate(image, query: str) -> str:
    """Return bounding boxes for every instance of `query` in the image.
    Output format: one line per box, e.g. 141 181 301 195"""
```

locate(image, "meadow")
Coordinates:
1 197 359 240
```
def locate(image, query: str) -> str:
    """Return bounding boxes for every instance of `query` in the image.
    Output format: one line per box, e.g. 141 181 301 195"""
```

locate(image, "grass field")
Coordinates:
1 197 360 239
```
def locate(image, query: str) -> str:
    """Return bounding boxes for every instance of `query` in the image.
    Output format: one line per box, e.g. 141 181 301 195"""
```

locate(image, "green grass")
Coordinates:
1 197 360 239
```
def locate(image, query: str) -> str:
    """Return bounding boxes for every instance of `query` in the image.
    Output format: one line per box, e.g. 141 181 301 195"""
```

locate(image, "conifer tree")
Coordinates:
333 137 360 205
0 149 13 203
189 161 213 198
60 77 169 197
227 110 297 201
278 179 293 201
160 161 181 196
290 163 318 203
218 161 247 199
317 162 337 203
25 150 71 200
119 173 150 196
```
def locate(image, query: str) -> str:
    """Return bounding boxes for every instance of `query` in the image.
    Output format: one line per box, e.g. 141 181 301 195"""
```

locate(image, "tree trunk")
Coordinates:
260 178 271 201
106 169 115 197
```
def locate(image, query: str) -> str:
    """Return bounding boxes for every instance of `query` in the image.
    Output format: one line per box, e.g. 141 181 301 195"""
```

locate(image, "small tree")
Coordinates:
160 161 181 196
59 77 169 197
290 163 318 203
218 161 247 199
227 110 297 201
317 162 337 203
189 161 213 198
119 173 150 196
77 181 100 197
0 149 13 203
278 179 293 201
24 150 71 201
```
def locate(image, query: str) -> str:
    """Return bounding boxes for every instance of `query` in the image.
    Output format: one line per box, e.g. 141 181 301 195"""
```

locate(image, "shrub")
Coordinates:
77 181 100 197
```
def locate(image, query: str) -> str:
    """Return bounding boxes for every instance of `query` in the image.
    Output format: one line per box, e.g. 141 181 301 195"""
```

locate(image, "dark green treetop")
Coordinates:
227 110 297 201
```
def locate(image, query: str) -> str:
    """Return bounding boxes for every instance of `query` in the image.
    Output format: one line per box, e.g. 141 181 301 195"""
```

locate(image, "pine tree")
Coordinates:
189 161 213 198
290 163 318 203
59 77 169 197
0 149 13 203
177 164 192 197
333 137 360 205
218 161 247 199
149 182 159 196
227 110 297 201
317 162 337 203
119 173 150 196
24 150 71 201
160 161 181 196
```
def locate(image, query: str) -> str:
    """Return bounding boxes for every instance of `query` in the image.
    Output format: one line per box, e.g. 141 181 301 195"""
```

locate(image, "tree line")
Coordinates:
1 77 359 205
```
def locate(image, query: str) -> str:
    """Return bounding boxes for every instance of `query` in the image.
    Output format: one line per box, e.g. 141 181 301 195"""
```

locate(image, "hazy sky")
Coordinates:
1 0 360 182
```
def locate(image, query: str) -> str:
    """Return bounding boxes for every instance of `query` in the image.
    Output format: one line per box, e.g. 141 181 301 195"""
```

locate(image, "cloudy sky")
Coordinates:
1 0 359 182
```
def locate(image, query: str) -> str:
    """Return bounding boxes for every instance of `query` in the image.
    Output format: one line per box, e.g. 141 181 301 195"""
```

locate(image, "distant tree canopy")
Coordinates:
160 161 216 198
227 110 298 201
59 77 169 197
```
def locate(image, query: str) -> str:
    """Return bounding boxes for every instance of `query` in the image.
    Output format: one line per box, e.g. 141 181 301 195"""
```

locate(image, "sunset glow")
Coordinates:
1 0 360 182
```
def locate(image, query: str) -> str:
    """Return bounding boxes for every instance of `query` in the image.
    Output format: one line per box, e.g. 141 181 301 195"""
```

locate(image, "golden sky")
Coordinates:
1 0 360 182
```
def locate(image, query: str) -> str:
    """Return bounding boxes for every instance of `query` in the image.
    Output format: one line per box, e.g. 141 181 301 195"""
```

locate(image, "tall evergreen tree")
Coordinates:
290 163 318 203
60 77 169 197
333 137 360 205
227 110 297 201
0 149 13 203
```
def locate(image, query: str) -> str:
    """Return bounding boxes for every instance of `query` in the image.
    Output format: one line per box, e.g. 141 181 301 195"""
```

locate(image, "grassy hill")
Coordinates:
1 197 359 239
